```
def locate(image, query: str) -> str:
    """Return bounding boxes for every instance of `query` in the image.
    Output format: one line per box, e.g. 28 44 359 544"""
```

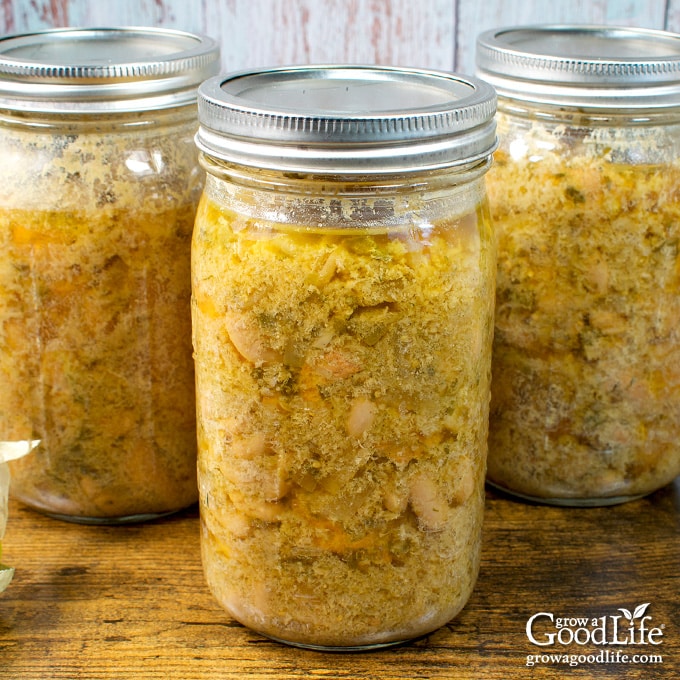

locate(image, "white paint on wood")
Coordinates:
63 0 204 34
0 1 675 78
664 0 680 33
204 0 455 72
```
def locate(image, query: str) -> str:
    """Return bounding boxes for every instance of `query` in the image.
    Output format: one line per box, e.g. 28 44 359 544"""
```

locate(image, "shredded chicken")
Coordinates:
487 111 680 503
193 170 494 646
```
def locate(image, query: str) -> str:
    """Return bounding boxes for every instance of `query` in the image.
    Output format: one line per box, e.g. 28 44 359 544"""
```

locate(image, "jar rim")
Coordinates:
195 65 497 174
0 26 220 113
476 24 680 110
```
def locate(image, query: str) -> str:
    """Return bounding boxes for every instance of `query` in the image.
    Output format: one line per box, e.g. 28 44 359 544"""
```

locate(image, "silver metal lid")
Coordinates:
195 65 497 174
0 26 220 113
476 25 680 110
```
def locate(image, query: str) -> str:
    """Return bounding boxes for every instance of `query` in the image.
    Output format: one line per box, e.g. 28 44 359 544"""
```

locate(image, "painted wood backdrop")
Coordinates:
0 0 678 77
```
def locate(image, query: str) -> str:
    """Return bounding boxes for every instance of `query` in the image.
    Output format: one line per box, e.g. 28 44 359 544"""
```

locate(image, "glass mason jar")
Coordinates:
0 28 220 522
477 25 680 505
193 66 497 649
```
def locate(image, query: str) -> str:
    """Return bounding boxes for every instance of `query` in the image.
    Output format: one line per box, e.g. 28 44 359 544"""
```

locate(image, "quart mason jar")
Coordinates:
192 66 497 649
0 28 219 522
477 25 680 505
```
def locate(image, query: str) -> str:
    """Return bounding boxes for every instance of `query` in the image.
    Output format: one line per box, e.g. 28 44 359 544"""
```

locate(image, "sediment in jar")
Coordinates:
192 181 495 647
487 116 680 501
0 113 201 518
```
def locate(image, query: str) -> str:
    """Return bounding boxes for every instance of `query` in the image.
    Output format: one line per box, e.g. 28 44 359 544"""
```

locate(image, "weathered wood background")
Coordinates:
0 0 678 77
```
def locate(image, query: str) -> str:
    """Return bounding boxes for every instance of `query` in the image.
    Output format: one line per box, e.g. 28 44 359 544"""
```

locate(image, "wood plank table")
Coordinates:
2 481 679 680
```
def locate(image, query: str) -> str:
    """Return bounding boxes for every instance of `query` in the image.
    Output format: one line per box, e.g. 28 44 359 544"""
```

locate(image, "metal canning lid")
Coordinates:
0 26 220 113
196 65 497 174
476 25 680 110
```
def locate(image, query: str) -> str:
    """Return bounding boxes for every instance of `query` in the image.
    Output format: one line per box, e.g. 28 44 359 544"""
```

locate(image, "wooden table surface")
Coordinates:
1 481 678 680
